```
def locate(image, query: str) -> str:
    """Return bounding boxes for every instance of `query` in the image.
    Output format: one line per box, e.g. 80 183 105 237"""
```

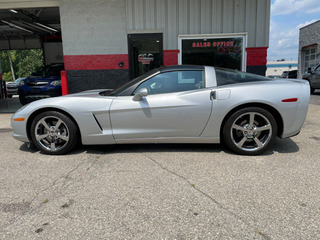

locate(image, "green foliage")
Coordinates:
0 49 44 82
2 72 13 82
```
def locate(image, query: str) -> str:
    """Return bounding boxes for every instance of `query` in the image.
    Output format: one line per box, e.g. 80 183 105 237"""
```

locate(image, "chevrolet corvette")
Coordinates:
11 65 310 155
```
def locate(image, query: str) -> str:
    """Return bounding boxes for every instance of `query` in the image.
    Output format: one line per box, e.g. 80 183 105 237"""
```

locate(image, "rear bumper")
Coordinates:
280 81 310 138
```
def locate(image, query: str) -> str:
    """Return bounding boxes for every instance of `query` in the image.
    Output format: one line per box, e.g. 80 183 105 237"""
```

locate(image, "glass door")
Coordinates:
128 33 163 79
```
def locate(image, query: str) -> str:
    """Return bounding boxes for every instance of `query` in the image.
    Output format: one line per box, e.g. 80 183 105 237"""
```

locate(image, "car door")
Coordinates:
110 70 213 140
311 65 320 88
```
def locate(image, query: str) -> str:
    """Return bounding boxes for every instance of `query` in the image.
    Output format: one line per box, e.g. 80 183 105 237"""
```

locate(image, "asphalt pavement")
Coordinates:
0 94 319 239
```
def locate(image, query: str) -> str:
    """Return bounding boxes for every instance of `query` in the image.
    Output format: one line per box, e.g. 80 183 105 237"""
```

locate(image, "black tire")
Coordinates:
222 107 277 155
19 92 28 105
8 95 12 98
30 111 79 155
307 80 315 94
310 87 315 94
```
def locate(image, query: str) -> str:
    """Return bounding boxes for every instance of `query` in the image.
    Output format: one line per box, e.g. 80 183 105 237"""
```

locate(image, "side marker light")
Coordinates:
282 98 298 102
14 118 25 121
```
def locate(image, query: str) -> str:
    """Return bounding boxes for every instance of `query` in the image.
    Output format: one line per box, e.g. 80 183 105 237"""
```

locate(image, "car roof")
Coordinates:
158 65 205 72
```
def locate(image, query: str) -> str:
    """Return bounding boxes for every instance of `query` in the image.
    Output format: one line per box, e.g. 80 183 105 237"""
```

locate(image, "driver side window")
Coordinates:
133 70 204 95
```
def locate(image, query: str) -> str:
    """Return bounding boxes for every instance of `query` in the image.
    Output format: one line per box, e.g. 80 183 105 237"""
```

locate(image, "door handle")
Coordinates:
210 91 216 100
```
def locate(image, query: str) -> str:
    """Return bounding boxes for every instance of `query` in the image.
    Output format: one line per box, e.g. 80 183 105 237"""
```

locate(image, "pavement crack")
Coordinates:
142 152 272 240
0 161 85 231
42 161 86 192
0 156 102 232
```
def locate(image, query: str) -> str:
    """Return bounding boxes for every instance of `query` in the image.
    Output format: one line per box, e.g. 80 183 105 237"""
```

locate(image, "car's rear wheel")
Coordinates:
223 107 277 155
7 95 12 98
30 111 79 155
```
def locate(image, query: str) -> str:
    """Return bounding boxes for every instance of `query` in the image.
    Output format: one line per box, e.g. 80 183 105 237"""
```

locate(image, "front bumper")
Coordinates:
11 113 30 143
7 88 18 95
19 87 62 103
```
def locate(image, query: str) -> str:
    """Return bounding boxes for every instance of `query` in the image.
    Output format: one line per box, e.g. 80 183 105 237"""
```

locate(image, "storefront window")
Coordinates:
179 35 245 71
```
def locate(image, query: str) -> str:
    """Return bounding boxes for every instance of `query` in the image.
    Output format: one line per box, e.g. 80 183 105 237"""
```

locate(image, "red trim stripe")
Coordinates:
302 43 318 50
163 50 179 66
246 47 268 66
64 54 129 70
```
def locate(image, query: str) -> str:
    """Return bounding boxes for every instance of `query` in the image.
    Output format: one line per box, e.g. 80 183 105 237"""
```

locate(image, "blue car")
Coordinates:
18 64 64 105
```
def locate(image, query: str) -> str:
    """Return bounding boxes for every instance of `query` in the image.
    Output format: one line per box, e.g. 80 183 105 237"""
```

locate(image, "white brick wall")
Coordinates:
298 20 320 78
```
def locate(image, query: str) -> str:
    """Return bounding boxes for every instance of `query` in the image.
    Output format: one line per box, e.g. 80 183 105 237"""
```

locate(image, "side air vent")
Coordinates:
92 114 103 131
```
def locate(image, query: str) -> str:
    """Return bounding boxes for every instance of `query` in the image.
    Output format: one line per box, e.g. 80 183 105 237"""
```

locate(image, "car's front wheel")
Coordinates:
223 107 277 155
30 111 79 155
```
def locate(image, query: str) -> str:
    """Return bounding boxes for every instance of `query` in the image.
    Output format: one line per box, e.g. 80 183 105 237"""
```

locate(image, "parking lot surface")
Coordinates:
0 93 320 239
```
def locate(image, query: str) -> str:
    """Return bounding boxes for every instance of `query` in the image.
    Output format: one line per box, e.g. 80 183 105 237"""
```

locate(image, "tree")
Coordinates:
0 49 44 82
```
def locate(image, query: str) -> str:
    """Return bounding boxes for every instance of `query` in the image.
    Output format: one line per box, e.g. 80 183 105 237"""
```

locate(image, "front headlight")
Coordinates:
19 80 25 86
50 80 61 86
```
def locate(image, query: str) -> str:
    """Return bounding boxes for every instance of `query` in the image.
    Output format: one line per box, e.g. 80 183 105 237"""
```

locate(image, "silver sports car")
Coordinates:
11 65 310 155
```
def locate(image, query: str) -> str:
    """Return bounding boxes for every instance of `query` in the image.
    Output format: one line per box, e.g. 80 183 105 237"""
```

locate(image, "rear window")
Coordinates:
215 68 271 86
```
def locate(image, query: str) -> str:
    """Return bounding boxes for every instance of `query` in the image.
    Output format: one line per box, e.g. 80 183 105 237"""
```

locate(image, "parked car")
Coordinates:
6 77 26 98
267 75 281 79
302 65 320 94
18 63 64 105
12 65 310 156
287 70 297 79
281 71 289 78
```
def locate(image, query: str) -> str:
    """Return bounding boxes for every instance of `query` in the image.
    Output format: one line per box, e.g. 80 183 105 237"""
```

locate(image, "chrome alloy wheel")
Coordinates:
230 112 272 152
34 116 70 152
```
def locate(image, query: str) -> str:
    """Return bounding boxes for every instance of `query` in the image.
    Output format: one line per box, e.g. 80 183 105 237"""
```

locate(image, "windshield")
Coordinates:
107 69 159 96
34 64 64 76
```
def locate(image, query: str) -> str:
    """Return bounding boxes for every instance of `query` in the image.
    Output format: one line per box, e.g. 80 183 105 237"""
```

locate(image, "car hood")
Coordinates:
6 82 18 87
25 76 60 82
17 89 116 117
65 89 114 98
302 72 312 78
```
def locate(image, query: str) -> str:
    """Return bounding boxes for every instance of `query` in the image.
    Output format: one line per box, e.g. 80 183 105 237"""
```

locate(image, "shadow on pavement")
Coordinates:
0 96 22 113
264 138 299 155
18 138 299 156
19 142 225 155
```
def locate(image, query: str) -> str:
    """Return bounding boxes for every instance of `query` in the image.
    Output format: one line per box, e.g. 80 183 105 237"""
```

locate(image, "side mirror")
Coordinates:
308 67 312 73
132 88 148 101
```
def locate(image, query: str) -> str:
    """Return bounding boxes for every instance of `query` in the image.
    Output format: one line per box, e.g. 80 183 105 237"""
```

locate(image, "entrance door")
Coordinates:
128 33 163 79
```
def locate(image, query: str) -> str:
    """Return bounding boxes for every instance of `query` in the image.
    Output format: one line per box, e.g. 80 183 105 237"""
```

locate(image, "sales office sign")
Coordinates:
192 40 240 55
179 35 246 71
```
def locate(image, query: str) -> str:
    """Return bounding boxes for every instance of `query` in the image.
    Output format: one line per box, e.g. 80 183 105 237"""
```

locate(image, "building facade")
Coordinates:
0 0 271 95
298 20 320 78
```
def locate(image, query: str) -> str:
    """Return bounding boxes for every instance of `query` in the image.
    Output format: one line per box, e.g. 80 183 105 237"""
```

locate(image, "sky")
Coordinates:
268 0 320 62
